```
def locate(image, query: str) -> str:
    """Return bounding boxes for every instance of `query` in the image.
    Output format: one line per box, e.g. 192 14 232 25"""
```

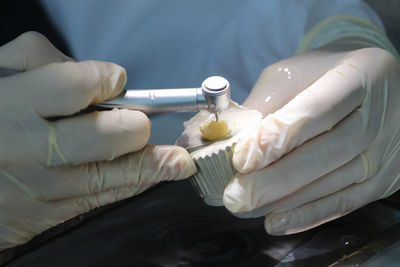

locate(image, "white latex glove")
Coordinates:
223 43 400 235
0 32 196 250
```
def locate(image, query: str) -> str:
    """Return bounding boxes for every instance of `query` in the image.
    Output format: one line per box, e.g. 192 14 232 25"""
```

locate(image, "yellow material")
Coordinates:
200 120 229 141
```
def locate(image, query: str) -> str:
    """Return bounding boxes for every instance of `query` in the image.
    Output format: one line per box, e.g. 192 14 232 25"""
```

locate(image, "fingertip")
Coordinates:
264 216 275 235
163 145 197 180
173 146 197 179
70 60 127 105
143 145 196 182
223 177 251 213
264 213 288 236
107 64 127 100
264 217 273 235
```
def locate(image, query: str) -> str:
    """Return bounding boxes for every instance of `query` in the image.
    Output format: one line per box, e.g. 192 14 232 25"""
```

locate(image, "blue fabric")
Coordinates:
40 0 383 144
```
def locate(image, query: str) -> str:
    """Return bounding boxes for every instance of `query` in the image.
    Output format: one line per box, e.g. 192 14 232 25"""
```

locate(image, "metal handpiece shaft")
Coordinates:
98 76 231 114
98 88 208 114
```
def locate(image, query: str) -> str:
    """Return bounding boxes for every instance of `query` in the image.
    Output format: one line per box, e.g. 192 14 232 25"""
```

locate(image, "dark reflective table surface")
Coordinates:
3 179 400 267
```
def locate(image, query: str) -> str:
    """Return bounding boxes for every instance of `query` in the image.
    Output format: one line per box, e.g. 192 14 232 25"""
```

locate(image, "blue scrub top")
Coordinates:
40 0 383 144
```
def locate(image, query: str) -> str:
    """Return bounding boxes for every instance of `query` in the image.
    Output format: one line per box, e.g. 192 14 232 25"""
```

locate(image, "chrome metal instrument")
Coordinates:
97 76 231 115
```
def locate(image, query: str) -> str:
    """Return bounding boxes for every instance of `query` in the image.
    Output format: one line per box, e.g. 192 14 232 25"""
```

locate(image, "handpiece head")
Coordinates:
201 76 231 114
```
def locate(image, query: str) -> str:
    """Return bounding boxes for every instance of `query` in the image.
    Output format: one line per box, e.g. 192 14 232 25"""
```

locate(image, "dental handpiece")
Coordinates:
97 76 231 115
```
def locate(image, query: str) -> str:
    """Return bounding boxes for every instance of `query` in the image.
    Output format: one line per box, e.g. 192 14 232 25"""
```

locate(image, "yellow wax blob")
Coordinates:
200 120 229 141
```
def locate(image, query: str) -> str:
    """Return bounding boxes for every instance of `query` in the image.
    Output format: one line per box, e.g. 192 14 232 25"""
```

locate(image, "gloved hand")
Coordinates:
0 32 196 250
223 42 400 235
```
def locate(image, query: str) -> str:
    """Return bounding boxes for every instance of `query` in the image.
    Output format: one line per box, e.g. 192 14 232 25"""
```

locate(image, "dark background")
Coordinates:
0 0 71 56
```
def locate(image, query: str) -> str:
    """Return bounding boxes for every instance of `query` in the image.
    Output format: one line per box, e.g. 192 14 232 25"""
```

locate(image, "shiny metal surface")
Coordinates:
98 87 207 113
98 76 231 114
201 76 231 113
